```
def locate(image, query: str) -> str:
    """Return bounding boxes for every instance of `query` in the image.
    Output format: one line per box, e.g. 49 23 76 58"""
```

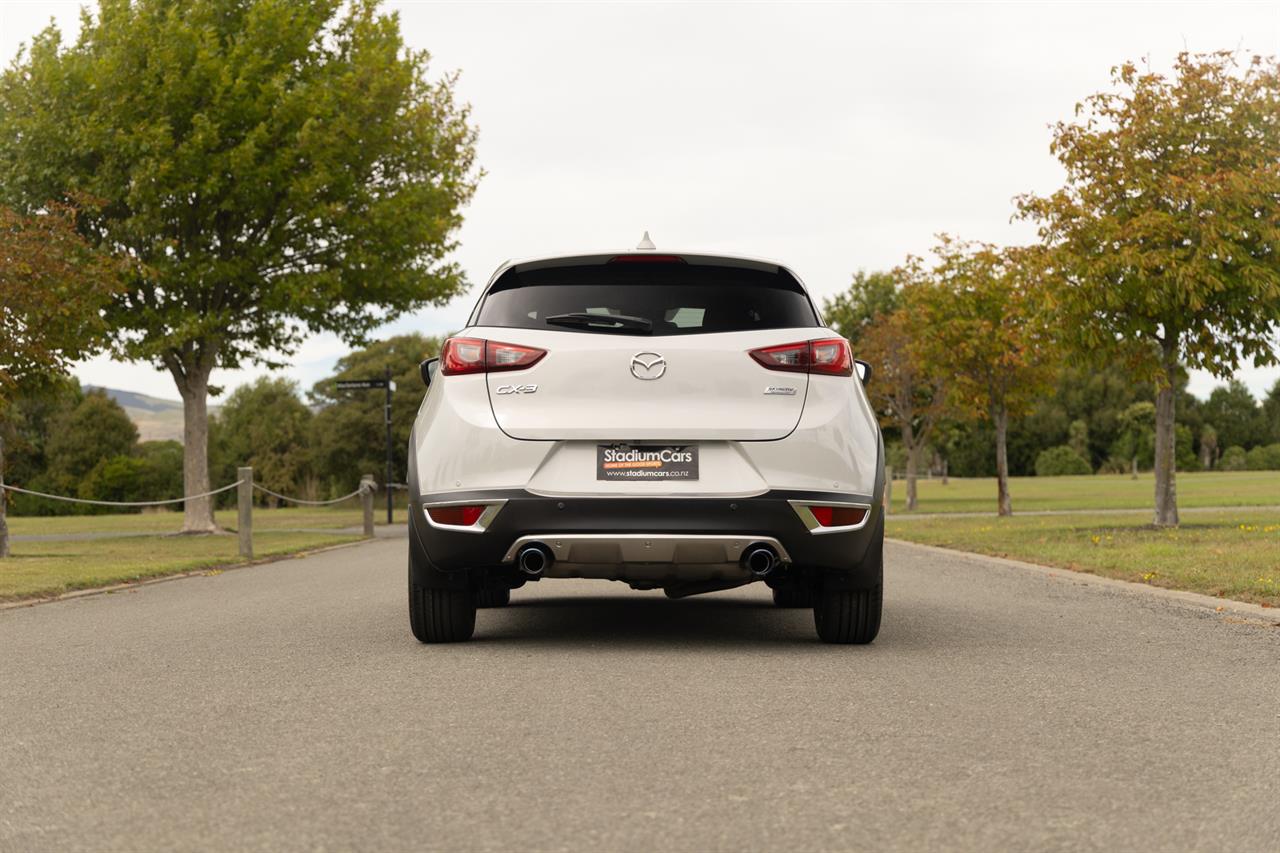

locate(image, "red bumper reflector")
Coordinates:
427 505 485 526
809 505 868 527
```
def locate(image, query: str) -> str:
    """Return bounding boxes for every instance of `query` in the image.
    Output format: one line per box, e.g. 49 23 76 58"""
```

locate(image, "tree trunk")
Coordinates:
904 422 919 511
1152 346 1179 527
994 404 1012 517
941 459 948 486
0 431 9 559
167 349 219 533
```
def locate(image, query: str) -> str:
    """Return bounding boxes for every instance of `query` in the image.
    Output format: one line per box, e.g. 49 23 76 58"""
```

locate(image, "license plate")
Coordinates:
597 444 699 481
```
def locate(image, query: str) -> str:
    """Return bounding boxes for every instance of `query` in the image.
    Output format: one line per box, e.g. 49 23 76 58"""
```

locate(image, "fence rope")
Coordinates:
251 482 371 506
0 480 244 507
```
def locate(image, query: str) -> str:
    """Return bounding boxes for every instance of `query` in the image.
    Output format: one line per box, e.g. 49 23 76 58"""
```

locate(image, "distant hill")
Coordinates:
88 387 220 443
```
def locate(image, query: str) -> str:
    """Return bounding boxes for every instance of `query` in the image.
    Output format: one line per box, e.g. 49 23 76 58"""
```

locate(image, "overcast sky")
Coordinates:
3 1 1279 401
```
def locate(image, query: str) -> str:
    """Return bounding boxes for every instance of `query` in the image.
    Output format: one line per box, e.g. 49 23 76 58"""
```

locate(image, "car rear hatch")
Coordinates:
472 255 823 442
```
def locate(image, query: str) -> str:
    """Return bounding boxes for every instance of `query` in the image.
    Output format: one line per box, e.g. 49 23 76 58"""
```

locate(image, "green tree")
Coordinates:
1018 52 1280 526
80 455 150 506
1115 402 1156 478
1219 445 1248 471
1203 380 1268 450
822 270 900 348
135 440 184 501
1035 446 1091 477
0 0 480 533
1244 443 1280 470
1198 423 1218 469
1067 419 1090 460
20 391 140 516
1263 379 1280 443
213 378 313 505
907 239 1054 515
309 334 442 495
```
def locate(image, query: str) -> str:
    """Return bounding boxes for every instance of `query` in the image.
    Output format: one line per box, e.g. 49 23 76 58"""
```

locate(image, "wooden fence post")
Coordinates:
361 475 375 537
238 467 253 559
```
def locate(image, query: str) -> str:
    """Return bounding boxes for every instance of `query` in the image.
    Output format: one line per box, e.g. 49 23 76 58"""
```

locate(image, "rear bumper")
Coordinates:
409 488 883 586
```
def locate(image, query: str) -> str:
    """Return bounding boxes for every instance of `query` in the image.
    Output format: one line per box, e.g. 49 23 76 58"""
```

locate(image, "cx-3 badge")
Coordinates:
630 352 666 380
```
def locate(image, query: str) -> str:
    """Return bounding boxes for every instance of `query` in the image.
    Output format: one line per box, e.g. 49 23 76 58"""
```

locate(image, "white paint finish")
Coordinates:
480 326 815 441
412 249 882 500
410 373 552 495
738 373 880 496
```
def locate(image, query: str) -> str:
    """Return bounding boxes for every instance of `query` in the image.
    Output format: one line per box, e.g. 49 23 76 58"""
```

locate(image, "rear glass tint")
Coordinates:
473 262 820 335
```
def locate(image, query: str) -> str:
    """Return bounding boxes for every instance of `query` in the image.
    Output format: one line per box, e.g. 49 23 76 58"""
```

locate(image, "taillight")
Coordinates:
809 338 853 376
440 337 487 375
748 338 852 377
487 340 546 372
748 341 810 373
439 337 546 376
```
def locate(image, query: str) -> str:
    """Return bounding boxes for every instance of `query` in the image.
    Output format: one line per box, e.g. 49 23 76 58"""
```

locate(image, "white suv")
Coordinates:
407 245 885 643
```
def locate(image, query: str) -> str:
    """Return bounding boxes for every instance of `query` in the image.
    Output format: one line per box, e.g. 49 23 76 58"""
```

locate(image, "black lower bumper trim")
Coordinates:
409 489 883 586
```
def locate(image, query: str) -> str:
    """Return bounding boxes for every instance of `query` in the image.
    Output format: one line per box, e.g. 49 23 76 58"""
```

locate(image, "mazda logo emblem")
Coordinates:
630 352 666 380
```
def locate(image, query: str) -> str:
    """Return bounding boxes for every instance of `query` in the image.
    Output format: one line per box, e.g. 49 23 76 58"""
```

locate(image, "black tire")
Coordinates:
813 585 882 644
771 585 815 608
813 514 883 644
476 586 511 608
409 570 476 643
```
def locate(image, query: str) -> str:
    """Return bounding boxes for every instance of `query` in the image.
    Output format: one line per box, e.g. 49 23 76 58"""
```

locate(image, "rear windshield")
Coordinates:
472 262 820 335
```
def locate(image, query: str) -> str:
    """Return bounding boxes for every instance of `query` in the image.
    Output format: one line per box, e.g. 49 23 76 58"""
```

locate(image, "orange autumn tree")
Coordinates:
1 202 125 557
1018 52 1280 526
906 238 1054 516
858 269 951 511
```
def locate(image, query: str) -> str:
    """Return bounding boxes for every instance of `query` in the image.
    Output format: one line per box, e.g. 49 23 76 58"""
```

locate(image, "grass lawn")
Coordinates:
887 510 1280 607
4 503 394 537
0 530 363 601
887 470 1280 514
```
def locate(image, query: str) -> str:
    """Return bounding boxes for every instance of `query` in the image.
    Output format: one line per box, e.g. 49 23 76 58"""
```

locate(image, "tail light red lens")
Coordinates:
426 505 486 526
487 340 546 372
440 337 487 375
440 337 546 376
809 505 868 527
749 341 811 373
748 338 852 377
809 338 853 376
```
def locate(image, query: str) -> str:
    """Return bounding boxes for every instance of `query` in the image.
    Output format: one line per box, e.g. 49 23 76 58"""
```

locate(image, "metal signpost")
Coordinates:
335 366 396 524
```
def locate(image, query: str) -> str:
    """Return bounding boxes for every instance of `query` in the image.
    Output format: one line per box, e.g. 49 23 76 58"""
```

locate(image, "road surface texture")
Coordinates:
2 533 1277 852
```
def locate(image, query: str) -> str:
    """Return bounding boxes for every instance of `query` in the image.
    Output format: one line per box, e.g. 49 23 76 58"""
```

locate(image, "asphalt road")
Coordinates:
2 533 1277 853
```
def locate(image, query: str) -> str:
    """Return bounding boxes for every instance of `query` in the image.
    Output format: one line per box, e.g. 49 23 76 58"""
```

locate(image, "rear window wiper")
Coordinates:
545 312 653 334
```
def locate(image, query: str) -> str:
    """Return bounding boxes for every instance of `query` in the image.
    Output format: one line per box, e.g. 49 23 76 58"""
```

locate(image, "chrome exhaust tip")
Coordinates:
517 543 553 576
742 544 777 577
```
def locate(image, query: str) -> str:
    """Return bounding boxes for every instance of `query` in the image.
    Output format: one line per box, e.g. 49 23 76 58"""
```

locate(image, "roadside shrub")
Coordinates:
1244 443 1280 471
79 456 151 511
1035 445 1092 476
1219 446 1248 471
